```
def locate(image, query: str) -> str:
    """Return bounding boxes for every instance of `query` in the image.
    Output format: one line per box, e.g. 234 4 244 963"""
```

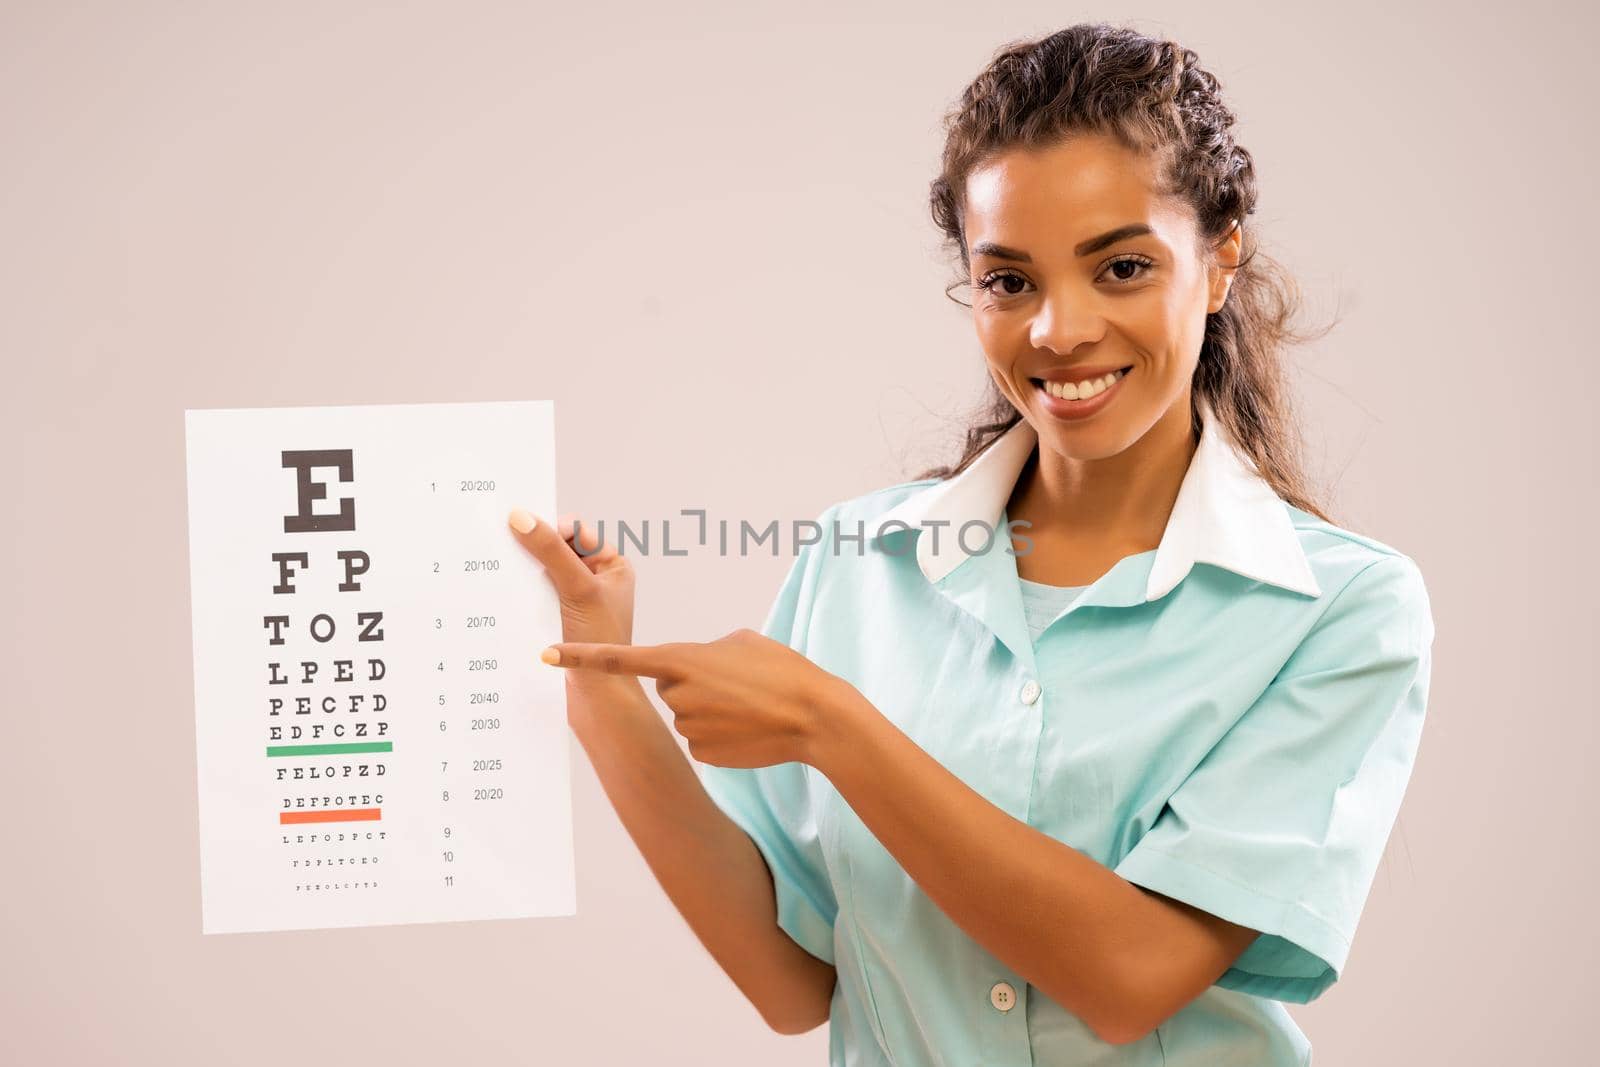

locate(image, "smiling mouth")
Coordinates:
1029 365 1134 401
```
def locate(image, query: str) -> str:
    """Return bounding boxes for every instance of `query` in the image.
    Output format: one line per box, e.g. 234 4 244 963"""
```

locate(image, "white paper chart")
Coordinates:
184 399 573 935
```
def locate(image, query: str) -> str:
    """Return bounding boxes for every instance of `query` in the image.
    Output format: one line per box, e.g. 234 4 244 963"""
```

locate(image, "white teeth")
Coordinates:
1041 367 1126 401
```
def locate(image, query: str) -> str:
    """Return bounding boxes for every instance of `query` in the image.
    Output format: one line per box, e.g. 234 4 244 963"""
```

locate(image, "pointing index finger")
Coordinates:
539 642 683 679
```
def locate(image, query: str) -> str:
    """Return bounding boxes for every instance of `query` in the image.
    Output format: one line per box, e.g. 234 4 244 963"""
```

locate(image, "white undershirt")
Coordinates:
1017 575 1090 644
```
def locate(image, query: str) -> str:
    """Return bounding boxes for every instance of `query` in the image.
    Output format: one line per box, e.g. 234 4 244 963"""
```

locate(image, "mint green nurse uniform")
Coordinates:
696 398 1435 1066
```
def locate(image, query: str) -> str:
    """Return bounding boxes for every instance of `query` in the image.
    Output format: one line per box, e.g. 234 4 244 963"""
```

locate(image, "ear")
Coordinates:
1206 219 1243 314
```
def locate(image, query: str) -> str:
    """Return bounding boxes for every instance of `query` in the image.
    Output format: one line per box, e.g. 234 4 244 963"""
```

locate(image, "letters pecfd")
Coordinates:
267 690 387 715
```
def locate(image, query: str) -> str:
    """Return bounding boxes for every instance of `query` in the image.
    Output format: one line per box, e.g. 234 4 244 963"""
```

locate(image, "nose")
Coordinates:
1028 285 1105 356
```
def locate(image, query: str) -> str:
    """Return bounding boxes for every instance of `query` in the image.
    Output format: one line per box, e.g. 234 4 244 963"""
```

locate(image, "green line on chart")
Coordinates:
266 742 394 757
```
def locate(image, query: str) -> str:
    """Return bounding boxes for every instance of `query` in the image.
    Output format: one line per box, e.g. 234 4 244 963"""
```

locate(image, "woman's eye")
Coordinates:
975 271 1032 297
1101 255 1154 283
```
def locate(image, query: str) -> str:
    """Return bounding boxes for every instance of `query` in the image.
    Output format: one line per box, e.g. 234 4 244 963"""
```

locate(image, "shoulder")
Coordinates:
762 477 945 646
1286 504 1434 645
778 477 945 589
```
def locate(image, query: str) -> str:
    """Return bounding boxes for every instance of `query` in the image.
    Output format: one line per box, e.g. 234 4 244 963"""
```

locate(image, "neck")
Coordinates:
1007 398 1198 566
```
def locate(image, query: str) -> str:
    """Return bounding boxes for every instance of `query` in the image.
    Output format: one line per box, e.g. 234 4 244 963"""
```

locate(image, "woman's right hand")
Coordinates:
507 508 638 717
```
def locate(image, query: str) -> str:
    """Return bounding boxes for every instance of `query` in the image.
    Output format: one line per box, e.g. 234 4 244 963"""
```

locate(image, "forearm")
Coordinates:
568 674 835 1034
806 682 1195 1043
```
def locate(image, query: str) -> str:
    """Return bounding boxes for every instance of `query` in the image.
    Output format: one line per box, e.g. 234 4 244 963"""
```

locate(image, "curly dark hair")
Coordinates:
919 22 1335 523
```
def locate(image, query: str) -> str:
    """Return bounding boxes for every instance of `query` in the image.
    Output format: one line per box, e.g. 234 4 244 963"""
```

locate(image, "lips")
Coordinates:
1031 364 1131 418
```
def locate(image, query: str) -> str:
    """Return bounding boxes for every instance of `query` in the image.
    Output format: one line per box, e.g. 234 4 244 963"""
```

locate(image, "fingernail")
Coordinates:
539 646 561 665
508 507 537 534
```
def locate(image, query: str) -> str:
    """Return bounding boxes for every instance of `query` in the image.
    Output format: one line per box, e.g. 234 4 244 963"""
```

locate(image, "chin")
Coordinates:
1031 417 1140 462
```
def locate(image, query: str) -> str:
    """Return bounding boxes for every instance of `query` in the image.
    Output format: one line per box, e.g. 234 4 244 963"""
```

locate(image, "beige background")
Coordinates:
4 2 1593 1064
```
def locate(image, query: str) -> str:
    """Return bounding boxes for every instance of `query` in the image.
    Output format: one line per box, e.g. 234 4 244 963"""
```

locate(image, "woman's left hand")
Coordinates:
539 628 857 769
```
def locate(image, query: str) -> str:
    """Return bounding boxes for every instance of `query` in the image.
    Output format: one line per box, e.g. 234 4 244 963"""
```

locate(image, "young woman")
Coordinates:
507 22 1433 1066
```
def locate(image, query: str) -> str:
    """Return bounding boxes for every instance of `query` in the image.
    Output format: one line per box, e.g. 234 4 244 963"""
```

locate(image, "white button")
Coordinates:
990 980 1017 1012
1019 679 1041 705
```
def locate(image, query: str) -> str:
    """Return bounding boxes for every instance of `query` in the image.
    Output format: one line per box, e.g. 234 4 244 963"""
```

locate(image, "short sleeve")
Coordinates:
695 507 839 965
1113 553 1435 1003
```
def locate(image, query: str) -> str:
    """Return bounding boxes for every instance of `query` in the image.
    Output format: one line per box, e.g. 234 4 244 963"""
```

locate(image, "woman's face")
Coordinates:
962 132 1240 461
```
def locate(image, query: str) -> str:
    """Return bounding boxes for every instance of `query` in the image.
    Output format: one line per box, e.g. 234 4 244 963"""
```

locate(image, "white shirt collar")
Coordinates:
868 395 1322 599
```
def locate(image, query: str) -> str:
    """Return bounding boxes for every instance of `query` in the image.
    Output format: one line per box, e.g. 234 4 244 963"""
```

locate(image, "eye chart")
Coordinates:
184 399 573 935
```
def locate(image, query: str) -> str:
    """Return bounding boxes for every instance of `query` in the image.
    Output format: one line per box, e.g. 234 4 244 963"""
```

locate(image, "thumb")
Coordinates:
507 507 597 601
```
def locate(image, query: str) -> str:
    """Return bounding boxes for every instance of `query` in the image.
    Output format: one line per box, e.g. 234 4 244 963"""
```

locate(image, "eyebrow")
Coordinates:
970 223 1155 263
